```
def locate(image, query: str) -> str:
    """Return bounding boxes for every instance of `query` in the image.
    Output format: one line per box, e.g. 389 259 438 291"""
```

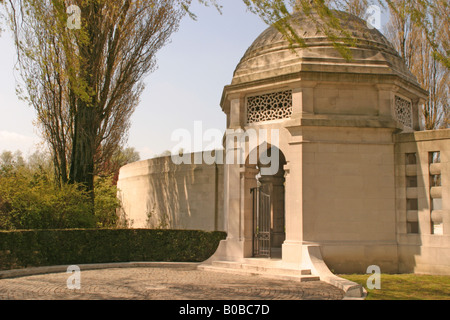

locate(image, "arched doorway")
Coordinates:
247 145 286 259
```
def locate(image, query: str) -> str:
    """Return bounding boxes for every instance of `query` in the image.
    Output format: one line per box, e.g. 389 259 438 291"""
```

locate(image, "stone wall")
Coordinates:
117 153 224 231
116 130 450 275
395 129 450 275
299 127 450 275
299 125 399 274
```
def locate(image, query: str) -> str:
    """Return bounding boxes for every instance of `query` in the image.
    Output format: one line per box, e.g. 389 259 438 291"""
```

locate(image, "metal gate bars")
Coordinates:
251 187 271 258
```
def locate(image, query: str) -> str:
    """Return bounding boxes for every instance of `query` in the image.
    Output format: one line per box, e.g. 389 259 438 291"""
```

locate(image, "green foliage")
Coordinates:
3 0 187 192
0 229 227 270
93 176 120 228
0 166 95 230
0 150 121 230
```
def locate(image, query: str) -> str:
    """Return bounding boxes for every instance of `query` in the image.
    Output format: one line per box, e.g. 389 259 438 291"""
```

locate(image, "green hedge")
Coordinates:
0 229 226 270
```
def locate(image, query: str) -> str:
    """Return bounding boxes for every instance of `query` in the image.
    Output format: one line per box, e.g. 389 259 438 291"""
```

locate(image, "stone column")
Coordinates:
281 137 304 268
224 162 241 241
229 94 245 129
223 96 243 242
241 166 259 257
412 98 426 131
442 149 450 235
291 82 316 118
418 150 432 235
376 84 398 118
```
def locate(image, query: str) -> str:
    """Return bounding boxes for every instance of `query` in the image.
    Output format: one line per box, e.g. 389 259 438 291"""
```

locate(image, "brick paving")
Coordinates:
0 264 344 300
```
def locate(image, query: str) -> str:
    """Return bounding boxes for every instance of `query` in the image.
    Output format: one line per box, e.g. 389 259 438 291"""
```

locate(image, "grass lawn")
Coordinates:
339 274 450 300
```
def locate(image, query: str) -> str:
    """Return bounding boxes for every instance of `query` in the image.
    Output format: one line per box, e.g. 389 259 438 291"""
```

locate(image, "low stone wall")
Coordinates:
395 129 450 275
117 153 224 231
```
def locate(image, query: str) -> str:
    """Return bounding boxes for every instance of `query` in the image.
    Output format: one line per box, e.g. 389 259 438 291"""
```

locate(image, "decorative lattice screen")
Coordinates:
394 96 413 128
247 90 293 124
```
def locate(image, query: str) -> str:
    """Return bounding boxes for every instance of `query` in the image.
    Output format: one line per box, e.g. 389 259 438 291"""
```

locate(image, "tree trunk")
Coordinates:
69 100 96 205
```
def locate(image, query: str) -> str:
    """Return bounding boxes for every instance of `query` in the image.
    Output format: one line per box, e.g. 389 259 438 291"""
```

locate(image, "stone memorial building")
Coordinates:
118 11 450 287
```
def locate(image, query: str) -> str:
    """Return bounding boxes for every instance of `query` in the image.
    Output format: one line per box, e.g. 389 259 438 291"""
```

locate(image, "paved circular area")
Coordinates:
0 265 344 300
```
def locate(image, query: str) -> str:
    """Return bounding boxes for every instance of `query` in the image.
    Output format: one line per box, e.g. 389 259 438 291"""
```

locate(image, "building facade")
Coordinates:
117 11 449 279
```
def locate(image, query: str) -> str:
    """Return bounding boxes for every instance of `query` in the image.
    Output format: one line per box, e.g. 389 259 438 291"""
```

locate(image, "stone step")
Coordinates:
211 261 243 268
212 261 312 275
241 264 313 276
242 257 283 267
198 261 319 282
212 260 311 272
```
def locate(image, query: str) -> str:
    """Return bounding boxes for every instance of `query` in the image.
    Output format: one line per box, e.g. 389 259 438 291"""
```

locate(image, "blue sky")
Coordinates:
0 1 388 160
127 1 267 159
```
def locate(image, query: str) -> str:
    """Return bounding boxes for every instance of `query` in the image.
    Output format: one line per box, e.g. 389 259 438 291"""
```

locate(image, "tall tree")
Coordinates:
4 0 187 197
385 0 449 129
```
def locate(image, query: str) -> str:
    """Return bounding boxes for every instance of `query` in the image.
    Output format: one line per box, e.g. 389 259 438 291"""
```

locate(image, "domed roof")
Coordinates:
232 11 419 87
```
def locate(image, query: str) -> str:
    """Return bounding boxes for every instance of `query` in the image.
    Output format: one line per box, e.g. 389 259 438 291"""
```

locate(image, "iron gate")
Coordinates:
251 187 271 258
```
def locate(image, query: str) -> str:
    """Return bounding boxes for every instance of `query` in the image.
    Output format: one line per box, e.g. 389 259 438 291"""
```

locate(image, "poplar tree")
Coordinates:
4 0 187 201
385 0 449 129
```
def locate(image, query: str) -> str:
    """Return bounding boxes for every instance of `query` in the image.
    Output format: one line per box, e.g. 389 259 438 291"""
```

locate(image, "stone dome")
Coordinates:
232 11 420 87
